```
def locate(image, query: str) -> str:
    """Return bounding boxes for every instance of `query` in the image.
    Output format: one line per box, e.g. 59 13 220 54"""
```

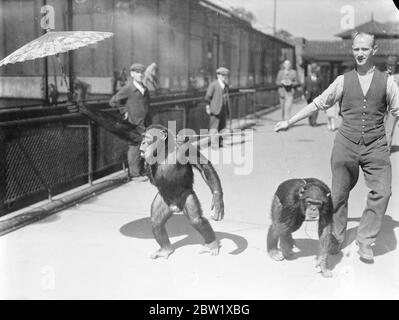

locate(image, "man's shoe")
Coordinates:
355 240 374 262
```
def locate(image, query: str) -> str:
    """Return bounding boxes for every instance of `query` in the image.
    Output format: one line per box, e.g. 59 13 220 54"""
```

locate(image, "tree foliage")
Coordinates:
231 7 256 24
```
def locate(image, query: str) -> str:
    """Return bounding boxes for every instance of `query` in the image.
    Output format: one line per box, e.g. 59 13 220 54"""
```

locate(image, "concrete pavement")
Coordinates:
1 99 399 299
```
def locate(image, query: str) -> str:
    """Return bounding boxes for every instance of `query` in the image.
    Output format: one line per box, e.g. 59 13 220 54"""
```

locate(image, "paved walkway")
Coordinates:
1 99 399 299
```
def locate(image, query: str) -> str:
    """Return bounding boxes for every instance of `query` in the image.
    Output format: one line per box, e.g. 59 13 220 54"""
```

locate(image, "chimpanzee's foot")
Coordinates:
269 249 284 261
150 246 174 259
282 250 295 260
200 240 220 256
315 256 333 278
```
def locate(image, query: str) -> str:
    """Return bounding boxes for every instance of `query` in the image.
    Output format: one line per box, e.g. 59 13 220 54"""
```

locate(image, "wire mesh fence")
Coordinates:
0 87 280 216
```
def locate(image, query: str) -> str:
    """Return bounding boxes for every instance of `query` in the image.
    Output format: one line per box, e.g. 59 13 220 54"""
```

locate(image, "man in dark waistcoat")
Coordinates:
109 63 151 182
274 32 399 262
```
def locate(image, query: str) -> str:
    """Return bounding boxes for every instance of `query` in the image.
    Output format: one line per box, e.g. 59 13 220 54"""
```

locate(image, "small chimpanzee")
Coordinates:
67 103 224 259
267 178 339 277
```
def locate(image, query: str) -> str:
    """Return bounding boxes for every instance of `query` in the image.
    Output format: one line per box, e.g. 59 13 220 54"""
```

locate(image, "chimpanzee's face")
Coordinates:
304 199 323 221
300 185 329 221
139 133 155 160
139 128 168 163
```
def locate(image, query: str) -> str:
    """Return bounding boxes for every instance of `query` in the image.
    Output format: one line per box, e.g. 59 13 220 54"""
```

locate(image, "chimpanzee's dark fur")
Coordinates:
267 178 339 277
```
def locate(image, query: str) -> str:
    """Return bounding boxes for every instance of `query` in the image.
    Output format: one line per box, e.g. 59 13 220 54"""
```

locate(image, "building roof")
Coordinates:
303 39 399 60
335 19 399 39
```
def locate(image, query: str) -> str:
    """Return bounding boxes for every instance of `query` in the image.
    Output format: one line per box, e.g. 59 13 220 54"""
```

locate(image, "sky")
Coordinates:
217 0 399 40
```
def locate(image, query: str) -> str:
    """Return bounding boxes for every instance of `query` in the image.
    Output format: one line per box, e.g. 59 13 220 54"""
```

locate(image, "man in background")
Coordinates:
205 67 230 149
303 63 322 127
276 60 299 121
109 63 151 182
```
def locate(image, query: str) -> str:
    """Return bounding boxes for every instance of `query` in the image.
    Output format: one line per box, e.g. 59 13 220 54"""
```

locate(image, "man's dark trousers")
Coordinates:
209 105 227 148
331 132 392 246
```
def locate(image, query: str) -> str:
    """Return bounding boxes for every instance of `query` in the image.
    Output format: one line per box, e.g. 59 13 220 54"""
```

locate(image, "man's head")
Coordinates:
352 32 377 67
310 62 319 75
283 60 292 70
130 63 145 82
216 67 229 84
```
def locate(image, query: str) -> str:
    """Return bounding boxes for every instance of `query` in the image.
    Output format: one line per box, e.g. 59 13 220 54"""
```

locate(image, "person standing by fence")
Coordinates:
276 60 299 121
109 63 150 182
205 67 230 149
303 63 323 126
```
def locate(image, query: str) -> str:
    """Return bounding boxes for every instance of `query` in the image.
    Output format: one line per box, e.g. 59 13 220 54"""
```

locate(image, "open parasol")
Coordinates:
0 31 114 100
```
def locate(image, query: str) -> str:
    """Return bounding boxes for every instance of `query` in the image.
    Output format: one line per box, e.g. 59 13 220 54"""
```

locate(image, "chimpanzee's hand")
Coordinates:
67 102 80 114
211 192 224 221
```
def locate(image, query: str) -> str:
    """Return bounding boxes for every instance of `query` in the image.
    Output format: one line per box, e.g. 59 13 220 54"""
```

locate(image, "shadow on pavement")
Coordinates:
345 215 399 257
295 139 314 142
285 238 342 271
120 214 248 255
346 215 399 256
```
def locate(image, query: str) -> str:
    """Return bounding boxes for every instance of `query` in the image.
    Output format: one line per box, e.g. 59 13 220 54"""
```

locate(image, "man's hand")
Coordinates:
211 192 224 221
281 79 292 86
274 120 290 132
206 105 211 115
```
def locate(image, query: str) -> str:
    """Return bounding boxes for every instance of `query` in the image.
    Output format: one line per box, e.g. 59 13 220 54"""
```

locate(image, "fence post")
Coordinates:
0 127 7 216
88 119 94 185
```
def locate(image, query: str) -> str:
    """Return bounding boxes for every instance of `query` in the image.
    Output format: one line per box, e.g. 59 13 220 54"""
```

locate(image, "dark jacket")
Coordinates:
303 74 323 103
109 82 150 126
205 80 229 115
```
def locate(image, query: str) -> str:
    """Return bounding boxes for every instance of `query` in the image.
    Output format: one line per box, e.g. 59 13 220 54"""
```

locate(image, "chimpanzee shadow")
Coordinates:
345 215 399 256
119 215 248 255
284 238 342 271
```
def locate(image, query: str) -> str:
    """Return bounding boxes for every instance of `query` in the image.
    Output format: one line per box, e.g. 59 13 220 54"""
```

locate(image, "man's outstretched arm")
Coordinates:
275 75 344 131
67 103 143 145
275 102 319 131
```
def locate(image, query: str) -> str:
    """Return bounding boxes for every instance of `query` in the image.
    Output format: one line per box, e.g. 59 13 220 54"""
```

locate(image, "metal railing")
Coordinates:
0 86 280 216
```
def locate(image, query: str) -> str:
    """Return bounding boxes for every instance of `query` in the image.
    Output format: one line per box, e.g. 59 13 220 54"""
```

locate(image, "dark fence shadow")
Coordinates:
120 215 248 255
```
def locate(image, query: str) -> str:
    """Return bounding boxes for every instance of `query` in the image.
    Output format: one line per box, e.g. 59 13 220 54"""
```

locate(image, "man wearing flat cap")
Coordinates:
205 67 230 149
109 63 151 182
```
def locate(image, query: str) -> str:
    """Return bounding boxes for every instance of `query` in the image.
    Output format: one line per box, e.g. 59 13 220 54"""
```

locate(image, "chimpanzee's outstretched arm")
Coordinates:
186 147 224 221
68 103 143 145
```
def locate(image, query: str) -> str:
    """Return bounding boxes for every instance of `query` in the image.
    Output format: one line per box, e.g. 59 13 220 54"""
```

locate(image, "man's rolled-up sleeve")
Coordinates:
312 75 344 111
386 75 399 118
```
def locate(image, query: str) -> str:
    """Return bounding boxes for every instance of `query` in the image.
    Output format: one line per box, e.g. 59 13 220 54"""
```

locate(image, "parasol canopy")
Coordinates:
0 31 113 66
